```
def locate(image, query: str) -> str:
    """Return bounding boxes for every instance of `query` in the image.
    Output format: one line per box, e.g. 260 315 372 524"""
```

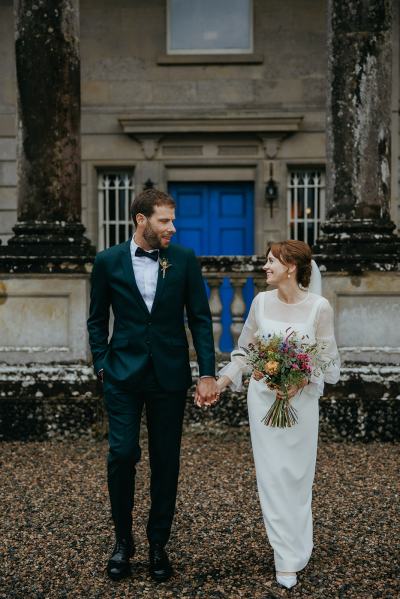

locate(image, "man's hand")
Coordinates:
194 377 219 408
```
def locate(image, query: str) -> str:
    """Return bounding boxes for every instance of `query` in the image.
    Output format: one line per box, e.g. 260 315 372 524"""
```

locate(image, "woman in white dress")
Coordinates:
216 240 340 589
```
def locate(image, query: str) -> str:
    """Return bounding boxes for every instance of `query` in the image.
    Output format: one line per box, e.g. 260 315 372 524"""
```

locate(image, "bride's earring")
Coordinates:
288 273 291 279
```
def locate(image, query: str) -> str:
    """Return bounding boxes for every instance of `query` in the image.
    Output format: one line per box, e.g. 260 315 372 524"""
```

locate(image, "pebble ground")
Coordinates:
0 426 398 599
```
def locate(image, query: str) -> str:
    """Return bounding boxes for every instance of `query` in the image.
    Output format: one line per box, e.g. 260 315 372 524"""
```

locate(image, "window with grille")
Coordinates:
287 169 326 246
97 171 135 250
167 0 253 54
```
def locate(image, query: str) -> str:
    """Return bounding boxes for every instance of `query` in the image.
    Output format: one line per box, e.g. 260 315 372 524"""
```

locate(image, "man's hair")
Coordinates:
130 188 176 226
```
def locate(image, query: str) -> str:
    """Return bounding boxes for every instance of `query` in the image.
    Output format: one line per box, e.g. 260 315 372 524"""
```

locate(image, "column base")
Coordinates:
313 218 400 273
0 221 96 274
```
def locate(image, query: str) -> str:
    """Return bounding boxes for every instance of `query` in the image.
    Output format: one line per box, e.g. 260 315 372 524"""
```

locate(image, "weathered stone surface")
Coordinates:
199 255 267 273
15 0 81 223
0 0 95 273
327 0 392 220
314 218 400 272
0 221 95 273
0 363 101 441
315 0 400 271
0 275 92 363
1 362 399 442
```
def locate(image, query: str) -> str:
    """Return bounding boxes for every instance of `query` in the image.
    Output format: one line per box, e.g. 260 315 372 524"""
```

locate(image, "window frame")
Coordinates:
286 167 326 247
166 0 254 55
97 168 135 251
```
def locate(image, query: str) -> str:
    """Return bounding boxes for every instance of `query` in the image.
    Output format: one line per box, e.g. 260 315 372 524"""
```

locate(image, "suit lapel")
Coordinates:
121 240 150 314
151 248 170 314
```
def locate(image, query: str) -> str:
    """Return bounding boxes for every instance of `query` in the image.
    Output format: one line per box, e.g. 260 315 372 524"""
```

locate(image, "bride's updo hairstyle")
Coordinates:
268 240 312 288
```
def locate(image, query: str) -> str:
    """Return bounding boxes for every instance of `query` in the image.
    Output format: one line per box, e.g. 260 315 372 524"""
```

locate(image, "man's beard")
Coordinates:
143 221 163 249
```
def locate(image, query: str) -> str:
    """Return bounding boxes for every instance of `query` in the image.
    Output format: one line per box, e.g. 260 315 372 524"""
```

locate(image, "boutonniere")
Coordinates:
159 256 172 279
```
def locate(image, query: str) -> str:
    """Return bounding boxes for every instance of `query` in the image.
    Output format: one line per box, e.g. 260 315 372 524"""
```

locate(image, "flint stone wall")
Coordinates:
0 361 399 442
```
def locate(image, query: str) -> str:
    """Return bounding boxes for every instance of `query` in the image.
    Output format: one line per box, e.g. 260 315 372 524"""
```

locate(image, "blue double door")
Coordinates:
168 182 254 351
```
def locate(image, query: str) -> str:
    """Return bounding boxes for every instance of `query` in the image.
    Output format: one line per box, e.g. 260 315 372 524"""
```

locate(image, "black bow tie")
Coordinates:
135 247 159 261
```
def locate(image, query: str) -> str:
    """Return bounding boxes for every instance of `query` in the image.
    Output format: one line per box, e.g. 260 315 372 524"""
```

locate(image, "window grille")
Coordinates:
98 171 135 249
167 0 253 54
287 169 326 246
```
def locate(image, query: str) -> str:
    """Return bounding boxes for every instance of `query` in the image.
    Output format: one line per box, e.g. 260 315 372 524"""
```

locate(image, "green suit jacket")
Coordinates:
87 240 215 391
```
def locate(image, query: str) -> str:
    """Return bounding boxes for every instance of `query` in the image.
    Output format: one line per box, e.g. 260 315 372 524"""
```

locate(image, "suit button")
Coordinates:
146 339 150 344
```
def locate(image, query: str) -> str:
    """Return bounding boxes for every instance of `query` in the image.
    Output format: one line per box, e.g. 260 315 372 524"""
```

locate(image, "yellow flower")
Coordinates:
264 360 280 376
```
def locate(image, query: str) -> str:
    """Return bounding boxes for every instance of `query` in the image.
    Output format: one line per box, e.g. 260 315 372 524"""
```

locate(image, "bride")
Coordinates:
216 240 340 589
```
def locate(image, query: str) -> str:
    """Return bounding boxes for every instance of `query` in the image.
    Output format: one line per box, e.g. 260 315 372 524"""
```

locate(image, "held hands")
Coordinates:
194 377 219 408
194 375 232 408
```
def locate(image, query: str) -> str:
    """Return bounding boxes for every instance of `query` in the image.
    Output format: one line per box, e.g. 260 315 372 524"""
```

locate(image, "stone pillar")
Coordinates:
0 0 94 273
0 1 97 440
314 0 400 272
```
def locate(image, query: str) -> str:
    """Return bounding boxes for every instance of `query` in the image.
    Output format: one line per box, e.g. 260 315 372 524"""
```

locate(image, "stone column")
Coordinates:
314 0 400 272
0 0 94 273
0 0 96 437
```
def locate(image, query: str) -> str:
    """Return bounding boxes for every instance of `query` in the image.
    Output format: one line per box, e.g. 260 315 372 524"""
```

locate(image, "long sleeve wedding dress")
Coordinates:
219 289 340 573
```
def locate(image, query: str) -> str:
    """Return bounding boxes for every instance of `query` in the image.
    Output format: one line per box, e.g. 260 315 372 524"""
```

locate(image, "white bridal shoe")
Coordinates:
276 572 297 589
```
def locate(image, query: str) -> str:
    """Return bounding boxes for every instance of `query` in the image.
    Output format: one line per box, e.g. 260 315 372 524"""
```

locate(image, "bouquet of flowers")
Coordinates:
242 328 330 428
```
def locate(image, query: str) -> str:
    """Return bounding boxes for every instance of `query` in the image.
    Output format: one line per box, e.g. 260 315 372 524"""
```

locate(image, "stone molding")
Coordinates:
157 53 264 65
119 111 303 135
0 222 95 274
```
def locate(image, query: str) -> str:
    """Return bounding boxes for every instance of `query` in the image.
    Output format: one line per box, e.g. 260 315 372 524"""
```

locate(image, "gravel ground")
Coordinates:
0 426 399 599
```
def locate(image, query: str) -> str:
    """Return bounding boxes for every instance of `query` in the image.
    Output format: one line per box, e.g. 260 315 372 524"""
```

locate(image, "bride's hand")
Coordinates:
276 378 308 401
216 375 231 393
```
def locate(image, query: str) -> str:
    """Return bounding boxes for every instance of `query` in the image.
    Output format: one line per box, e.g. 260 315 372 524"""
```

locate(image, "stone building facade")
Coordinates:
0 0 398 249
0 0 399 441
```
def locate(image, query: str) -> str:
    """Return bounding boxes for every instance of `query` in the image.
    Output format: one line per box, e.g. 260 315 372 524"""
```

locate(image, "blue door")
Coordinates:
168 182 254 351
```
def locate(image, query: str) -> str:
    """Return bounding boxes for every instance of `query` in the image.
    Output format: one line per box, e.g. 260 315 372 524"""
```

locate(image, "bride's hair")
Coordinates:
267 240 312 288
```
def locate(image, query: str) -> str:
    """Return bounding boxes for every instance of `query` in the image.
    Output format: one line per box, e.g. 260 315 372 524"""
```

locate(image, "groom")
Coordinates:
87 188 218 582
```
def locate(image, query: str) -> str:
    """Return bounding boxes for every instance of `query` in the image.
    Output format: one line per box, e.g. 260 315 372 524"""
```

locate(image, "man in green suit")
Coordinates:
87 188 217 582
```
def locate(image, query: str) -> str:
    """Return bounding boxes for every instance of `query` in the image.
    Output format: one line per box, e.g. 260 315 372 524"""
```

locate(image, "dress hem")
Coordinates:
274 549 313 573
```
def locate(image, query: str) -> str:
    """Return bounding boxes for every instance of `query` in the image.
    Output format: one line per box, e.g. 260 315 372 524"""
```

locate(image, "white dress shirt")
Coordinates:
130 237 159 312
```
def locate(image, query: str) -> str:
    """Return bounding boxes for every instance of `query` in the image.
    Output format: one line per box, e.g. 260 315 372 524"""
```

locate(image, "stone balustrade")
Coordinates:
195 255 267 354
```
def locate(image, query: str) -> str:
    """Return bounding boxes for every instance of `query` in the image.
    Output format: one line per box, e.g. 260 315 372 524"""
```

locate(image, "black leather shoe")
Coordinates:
107 537 135 581
149 544 173 583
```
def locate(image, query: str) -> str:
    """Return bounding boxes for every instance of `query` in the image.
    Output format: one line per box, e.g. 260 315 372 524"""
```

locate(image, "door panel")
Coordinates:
169 182 254 351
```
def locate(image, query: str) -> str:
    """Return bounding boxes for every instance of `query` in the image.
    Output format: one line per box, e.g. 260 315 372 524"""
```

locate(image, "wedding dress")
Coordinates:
219 289 340 573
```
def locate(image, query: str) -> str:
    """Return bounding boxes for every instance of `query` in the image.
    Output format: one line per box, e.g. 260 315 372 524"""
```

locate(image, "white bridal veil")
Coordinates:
308 260 322 296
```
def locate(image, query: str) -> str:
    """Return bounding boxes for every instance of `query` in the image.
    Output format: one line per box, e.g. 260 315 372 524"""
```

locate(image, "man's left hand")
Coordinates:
194 377 219 408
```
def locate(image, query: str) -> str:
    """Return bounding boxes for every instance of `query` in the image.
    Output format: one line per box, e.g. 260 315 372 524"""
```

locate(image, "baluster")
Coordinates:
253 276 266 296
207 275 223 352
230 277 247 348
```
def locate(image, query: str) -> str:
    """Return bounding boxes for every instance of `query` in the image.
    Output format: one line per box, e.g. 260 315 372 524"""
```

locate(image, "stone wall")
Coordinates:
0 0 327 247
0 1 16 244
1 362 399 442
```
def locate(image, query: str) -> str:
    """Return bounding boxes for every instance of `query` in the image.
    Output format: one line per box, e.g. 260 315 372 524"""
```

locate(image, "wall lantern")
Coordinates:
265 163 278 218
143 178 155 190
